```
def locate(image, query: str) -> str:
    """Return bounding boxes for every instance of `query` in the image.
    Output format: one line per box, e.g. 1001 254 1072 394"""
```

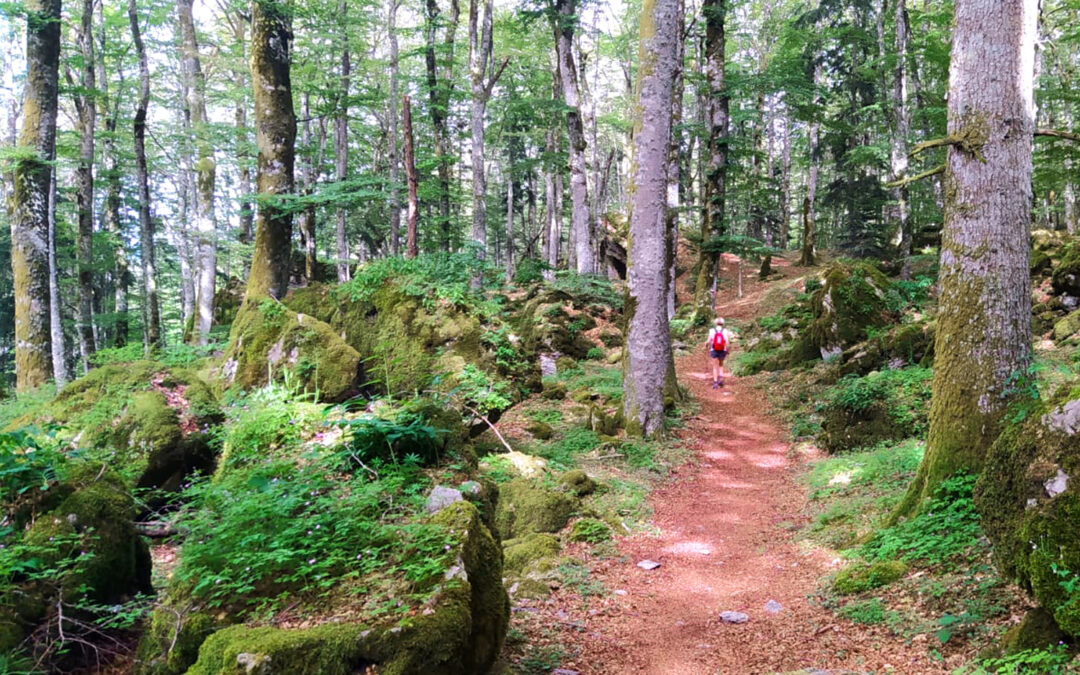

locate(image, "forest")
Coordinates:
1 0 1080 672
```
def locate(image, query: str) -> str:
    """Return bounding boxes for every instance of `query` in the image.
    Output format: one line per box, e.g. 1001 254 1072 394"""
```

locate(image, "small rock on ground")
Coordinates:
424 485 463 513
637 559 661 570
765 599 783 613
719 611 749 624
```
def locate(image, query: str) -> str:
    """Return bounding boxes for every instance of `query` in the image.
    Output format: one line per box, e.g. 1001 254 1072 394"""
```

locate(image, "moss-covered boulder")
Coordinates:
284 283 491 397
135 606 221 675
975 385 1080 637
818 369 931 453
184 501 508 675
502 533 561 574
808 262 899 360
559 470 597 497
837 321 935 377
998 607 1070 656
515 289 597 361
3 467 152 653
525 420 554 440
7 361 220 493
1053 310 1080 344
832 560 907 595
820 401 906 454
1051 242 1080 299
220 298 361 402
494 479 578 539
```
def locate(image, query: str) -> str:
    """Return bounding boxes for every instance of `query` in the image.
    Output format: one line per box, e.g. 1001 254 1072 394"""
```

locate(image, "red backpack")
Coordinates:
712 329 727 351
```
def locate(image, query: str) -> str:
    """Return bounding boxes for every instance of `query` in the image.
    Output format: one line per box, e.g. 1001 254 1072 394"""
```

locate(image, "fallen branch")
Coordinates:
461 404 515 454
135 521 177 538
884 164 945 189
1036 128 1080 143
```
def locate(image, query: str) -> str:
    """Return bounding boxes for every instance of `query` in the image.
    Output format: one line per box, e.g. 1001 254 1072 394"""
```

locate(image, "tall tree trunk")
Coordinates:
666 0 684 320
179 0 217 345
624 0 680 438
425 0 459 249
246 0 297 301
387 0 402 256
175 159 197 328
336 0 351 280
403 95 420 259
298 94 318 282
231 13 254 248
11 0 61 391
74 0 97 370
554 0 593 275
887 0 912 259
692 0 728 319
505 168 514 281
542 130 557 279
130 0 161 350
892 0 1037 519
800 66 820 267
47 155 66 386
469 0 501 260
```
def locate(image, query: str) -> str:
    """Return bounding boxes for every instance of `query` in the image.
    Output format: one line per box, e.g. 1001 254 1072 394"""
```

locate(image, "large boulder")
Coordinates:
494 479 579 539
182 501 508 675
837 321 935 377
818 369 931 453
7 361 220 493
3 467 152 653
1051 241 1080 298
219 298 361 402
808 262 899 360
975 385 1080 637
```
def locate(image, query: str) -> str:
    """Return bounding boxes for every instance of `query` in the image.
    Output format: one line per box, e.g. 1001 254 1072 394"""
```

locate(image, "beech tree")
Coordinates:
246 0 297 301
623 0 680 438
891 0 1038 518
11 0 62 392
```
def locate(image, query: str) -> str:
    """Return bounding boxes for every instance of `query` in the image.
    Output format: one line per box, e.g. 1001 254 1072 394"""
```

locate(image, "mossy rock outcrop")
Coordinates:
975 385 1080 637
284 283 489 396
220 298 361 402
515 288 599 361
7 361 220 492
837 321 935 377
820 401 907 454
183 501 509 675
832 560 907 595
1053 310 1080 344
502 533 561 574
1051 242 1080 298
135 606 222 675
494 479 578 539
998 607 1070 656
3 467 152 650
808 262 899 360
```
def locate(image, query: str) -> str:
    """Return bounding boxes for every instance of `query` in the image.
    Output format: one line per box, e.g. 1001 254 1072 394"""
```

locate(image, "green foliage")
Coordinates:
807 438 924 499
960 645 1076 675
339 252 500 312
861 475 984 567
557 561 604 597
90 340 223 369
0 428 70 503
332 409 440 469
823 367 932 432
549 272 623 311
534 428 601 469
513 258 550 285
220 384 318 471
839 598 891 625
451 364 513 416
570 518 612 544
833 560 908 595
525 408 563 425
585 347 605 360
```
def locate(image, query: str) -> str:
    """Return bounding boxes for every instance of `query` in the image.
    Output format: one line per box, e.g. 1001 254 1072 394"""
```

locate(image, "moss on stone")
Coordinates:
494 479 578 539
569 518 612 543
1051 242 1080 297
808 262 898 360
1053 310 1080 344
502 533 561 574
134 607 221 675
525 420 554 440
541 381 567 400
999 607 1069 656
832 560 907 595
820 401 906 454
559 470 597 497
220 298 361 402
975 385 1080 638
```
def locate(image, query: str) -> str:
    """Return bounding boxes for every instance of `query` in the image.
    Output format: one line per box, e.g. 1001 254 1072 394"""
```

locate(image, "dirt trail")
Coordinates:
562 256 943 674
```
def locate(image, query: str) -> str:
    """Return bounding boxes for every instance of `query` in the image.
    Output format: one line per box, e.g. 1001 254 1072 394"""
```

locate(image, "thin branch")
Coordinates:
885 164 945 189
1036 128 1080 143
909 136 957 158
484 57 510 98
461 404 514 454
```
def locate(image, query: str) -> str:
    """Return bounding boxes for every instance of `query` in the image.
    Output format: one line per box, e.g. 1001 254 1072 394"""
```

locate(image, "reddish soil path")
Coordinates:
561 257 944 674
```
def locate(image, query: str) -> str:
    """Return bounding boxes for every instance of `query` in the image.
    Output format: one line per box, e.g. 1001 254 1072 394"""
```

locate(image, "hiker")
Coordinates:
707 317 733 389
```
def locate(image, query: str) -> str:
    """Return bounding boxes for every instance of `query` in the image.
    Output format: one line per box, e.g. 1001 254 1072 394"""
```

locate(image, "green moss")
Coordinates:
832 560 907 595
0 609 22 654
1053 310 1080 343
569 518 612 543
975 387 1080 637
1052 242 1080 297
999 608 1069 656
525 420 554 440
221 298 361 401
494 479 578 539
134 608 221 675
559 470 597 497
502 533 561 574
808 262 898 359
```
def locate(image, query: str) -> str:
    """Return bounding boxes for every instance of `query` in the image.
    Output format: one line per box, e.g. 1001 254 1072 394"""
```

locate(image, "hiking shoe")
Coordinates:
712 381 719 389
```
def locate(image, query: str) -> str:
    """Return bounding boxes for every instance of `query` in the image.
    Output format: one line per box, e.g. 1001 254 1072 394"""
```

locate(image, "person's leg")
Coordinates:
710 355 719 387
718 357 726 385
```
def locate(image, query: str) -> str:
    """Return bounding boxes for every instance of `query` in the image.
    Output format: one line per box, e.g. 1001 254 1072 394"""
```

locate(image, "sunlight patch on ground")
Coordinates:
665 540 714 556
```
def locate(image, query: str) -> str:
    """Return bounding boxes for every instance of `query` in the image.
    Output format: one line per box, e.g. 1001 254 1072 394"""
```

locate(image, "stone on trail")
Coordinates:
552 670 580 675
765 599 783 614
636 559 661 570
720 611 749 624
425 485 464 513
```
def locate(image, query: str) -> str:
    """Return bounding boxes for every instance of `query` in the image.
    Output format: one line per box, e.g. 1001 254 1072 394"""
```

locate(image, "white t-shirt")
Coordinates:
707 327 732 352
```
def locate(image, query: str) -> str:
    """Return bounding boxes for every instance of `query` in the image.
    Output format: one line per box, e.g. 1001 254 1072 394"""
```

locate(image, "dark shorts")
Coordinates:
710 349 728 360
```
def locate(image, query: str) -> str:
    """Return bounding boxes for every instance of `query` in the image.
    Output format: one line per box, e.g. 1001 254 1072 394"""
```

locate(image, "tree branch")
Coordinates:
884 164 945 188
1036 128 1080 143
484 57 510 98
909 136 957 158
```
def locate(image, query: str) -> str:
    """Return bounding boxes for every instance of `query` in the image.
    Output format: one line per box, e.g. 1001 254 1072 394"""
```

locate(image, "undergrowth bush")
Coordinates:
860 474 984 567
533 428 600 469
550 271 622 311
959 645 1076 675
339 250 501 312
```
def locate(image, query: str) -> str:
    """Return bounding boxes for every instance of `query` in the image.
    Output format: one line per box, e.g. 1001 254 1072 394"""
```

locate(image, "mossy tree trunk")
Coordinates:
692 0 728 321
129 0 161 350
179 0 217 345
74 0 97 371
245 0 297 301
799 114 819 267
468 0 504 263
553 0 594 275
891 0 1037 521
11 0 61 392
227 10 254 249
335 0 351 280
386 0 402 256
623 0 680 438
403 94 420 259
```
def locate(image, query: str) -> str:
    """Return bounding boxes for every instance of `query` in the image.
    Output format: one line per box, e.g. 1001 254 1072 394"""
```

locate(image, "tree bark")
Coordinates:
246 0 297 301
425 0 459 249
403 95 420 259
505 167 514 281
692 0 728 319
130 0 161 350
11 0 62 391
74 0 97 370
231 12 254 248
468 0 500 260
892 0 1037 519
623 0 680 438
887 0 912 259
387 0 402 256
553 0 593 275
179 0 217 345
335 0 351 280
800 119 819 266
48 155 66 386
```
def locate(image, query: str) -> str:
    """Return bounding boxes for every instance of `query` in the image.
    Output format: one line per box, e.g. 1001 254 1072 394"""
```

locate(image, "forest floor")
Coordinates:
520 256 950 675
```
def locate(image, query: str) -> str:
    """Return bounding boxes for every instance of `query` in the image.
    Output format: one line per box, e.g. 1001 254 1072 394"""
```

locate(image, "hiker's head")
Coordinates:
715 317 725 327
